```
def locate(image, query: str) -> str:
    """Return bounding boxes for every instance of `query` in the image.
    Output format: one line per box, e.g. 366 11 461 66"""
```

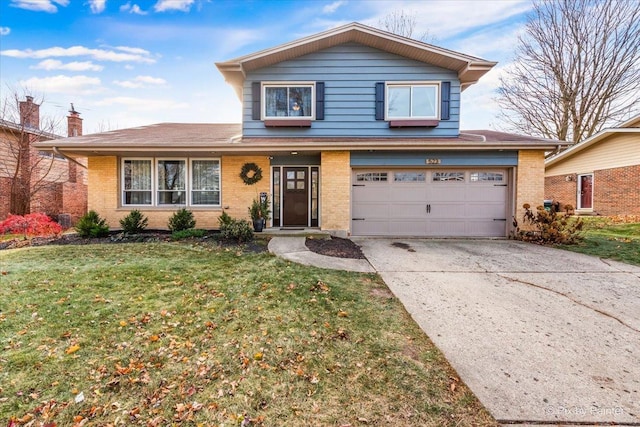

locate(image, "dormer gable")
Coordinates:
216 22 497 100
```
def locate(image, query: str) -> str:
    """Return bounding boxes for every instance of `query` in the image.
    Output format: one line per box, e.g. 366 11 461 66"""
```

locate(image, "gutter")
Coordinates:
53 147 88 169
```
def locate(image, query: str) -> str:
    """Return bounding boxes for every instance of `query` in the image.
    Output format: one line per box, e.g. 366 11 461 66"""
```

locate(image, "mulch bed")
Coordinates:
2 231 366 259
305 236 366 259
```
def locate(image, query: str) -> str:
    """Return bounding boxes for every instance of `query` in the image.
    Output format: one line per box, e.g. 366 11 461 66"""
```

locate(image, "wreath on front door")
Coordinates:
239 162 263 185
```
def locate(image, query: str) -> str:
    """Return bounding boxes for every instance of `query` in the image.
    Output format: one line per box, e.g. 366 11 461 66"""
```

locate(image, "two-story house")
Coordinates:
1 96 87 223
35 23 560 237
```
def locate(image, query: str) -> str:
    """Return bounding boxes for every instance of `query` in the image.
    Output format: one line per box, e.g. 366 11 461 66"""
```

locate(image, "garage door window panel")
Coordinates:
356 172 388 182
433 172 465 182
394 172 426 182
470 172 504 182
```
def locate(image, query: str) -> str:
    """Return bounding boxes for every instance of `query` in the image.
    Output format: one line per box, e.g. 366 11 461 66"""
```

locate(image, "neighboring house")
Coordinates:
545 115 640 216
35 23 561 237
0 96 87 223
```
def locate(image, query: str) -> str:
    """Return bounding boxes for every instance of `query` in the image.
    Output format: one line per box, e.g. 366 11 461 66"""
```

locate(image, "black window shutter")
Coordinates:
375 82 385 120
441 81 451 121
316 82 325 120
252 81 261 120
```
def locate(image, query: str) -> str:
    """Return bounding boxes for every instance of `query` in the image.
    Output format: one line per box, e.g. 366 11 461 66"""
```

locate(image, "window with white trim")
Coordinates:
122 158 221 207
191 160 220 205
387 83 439 119
263 83 314 119
157 160 186 205
123 159 152 205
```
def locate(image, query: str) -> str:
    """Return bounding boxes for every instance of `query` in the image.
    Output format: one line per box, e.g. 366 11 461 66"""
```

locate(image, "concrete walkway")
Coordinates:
267 236 375 273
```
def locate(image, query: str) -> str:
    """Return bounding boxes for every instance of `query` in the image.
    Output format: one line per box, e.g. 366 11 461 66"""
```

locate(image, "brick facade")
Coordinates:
0 99 88 224
88 155 272 230
515 150 546 230
544 175 577 210
320 151 350 237
220 156 271 224
88 153 357 236
546 165 640 216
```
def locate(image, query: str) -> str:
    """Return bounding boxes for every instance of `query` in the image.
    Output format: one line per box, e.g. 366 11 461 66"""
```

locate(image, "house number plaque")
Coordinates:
425 158 441 165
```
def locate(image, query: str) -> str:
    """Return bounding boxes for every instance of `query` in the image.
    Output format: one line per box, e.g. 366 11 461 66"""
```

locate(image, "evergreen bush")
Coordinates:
119 210 149 234
76 210 110 238
168 208 196 232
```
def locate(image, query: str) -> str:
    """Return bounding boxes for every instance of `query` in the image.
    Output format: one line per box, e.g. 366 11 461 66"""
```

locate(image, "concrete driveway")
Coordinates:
354 238 640 425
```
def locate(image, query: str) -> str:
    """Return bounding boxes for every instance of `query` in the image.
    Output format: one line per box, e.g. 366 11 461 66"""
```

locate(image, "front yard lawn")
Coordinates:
557 218 640 266
0 242 496 426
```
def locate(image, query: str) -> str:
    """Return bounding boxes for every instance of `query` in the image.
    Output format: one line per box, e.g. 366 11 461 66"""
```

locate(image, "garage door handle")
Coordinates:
352 184 365 187
493 218 507 221
352 218 365 221
426 204 431 214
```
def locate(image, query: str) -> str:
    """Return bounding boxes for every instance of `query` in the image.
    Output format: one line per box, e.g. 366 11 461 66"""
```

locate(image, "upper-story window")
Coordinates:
263 83 314 119
386 83 439 120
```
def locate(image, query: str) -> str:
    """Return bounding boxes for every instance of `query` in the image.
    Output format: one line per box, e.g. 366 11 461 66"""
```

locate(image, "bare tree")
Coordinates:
0 88 64 216
377 10 435 43
497 0 640 143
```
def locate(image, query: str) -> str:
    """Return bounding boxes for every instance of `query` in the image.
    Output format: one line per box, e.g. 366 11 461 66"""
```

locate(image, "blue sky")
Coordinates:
0 0 533 135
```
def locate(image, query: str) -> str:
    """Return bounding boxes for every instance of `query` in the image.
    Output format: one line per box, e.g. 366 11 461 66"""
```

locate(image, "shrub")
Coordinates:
0 213 62 238
512 203 583 244
220 218 253 243
168 208 196 232
218 210 232 227
248 195 271 222
119 210 149 234
75 210 110 238
171 229 206 240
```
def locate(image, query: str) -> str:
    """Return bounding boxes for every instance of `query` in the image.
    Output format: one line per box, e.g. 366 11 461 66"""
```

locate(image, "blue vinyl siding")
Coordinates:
243 43 461 138
350 151 519 167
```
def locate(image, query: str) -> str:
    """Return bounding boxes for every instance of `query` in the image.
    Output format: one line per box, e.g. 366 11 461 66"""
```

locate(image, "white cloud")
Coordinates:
113 75 167 88
1 45 155 64
448 22 526 60
10 0 69 13
0 27 10 36
154 0 194 13
19 75 103 95
323 1 346 14
88 0 106 14
120 2 147 15
357 0 532 41
211 28 265 57
95 96 188 111
114 46 151 55
31 59 104 71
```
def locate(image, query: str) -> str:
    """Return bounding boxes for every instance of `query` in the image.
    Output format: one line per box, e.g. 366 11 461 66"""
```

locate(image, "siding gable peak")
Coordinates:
216 22 496 100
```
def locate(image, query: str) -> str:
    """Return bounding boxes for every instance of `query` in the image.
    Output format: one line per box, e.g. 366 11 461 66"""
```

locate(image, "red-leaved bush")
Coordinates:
0 213 63 237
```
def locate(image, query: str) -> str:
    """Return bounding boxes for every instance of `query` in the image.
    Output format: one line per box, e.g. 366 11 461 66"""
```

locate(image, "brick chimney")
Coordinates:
19 96 40 129
67 103 83 137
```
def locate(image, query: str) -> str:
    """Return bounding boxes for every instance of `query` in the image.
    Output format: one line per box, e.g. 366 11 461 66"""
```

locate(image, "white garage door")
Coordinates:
352 169 509 237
